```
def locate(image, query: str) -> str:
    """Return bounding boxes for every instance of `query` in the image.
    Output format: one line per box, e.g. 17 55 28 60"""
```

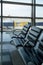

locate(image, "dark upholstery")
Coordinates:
11 27 43 65
25 26 42 47
28 62 35 65
12 26 42 48
37 33 43 63
11 24 31 46
30 31 43 65
12 24 31 39
18 29 43 65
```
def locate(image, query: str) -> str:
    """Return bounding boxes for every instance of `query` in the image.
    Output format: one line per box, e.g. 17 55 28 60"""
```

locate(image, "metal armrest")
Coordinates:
14 31 21 36
23 39 29 47
11 36 24 39
23 39 34 47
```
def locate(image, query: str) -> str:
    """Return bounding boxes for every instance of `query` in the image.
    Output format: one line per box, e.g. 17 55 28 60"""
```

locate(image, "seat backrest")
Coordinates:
19 24 31 38
24 26 42 47
34 32 43 63
37 33 43 62
37 41 43 60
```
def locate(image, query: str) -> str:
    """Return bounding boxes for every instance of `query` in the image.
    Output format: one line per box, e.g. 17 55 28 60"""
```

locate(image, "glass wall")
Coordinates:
3 18 31 31
0 3 1 42
0 0 32 43
36 0 43 4
36 0 43 28
3 4 31 17
36 7 43 17
0 3 1 16
2 0 32 31
0 4 1 31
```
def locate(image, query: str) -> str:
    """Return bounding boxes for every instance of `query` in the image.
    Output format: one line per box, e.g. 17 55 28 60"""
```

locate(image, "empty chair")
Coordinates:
17 28 43 65
10 24 31 46
11 26 42 48
28 31 43 65
35 32 43 63
11 27 42 65
11 24 31 39
37 40 43 63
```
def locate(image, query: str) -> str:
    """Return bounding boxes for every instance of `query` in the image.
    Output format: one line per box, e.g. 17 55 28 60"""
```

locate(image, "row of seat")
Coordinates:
10 24 43 65
11 24 30 46
11 24 31 39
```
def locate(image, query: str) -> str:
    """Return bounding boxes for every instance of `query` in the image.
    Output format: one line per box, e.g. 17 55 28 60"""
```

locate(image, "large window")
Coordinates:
3 4 31 17
36 7 43 17
36 0 43 4
0 4 1 41
2 0 32 31
1 0 43 31
36 0 43 28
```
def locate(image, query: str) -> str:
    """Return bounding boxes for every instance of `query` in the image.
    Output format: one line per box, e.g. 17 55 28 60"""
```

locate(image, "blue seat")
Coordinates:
11 26 42 48
11 27 43 65
10 24 31 46
18 28 43 65
12 24 31 39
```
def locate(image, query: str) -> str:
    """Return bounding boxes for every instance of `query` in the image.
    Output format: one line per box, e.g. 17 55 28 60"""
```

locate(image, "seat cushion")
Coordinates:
12 38 23 47
18 47 31 64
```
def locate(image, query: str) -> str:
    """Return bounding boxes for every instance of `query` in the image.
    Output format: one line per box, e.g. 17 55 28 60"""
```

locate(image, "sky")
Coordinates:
0 0 43 22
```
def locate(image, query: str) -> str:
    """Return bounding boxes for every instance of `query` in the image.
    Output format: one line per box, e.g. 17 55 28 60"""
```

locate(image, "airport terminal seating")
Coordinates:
30 31 43 65
11 26 42 48
11 24 31 39
10 24 31 46
17 30 43 65
36 32 43 63
11 27 43 65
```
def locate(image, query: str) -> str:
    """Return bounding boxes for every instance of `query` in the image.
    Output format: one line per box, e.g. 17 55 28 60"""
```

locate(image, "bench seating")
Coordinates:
34 31 43 63
11 26 42 48
11 27 43 65
18 31 43 65
12 24 31 39
10 24 31 46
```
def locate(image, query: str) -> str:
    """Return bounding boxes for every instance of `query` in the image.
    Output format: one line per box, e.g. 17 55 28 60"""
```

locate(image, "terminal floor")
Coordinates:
0 32 18 65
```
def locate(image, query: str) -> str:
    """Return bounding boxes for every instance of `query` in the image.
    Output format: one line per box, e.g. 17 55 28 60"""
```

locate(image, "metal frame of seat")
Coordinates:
11 24 31 39
10 24 31 46
11 26 42 48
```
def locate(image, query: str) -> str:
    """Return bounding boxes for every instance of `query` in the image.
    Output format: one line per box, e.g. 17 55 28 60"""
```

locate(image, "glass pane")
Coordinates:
36 19 43 29
0 18 1 42
0 4 1 16
3 18 31 42
0 4 1 34
3 18 31 31
3 0 32 3
36 0 43 4
36 7 43 17
3 4 31 17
